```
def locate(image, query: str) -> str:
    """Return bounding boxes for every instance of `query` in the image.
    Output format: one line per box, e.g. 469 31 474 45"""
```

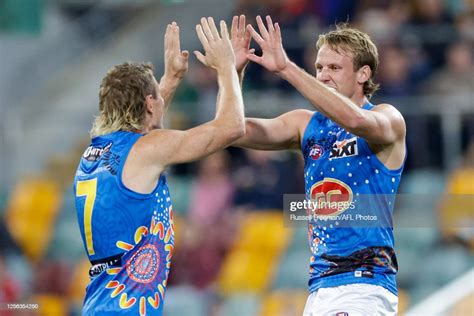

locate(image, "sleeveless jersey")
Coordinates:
301 103 404 296
73 131 175 315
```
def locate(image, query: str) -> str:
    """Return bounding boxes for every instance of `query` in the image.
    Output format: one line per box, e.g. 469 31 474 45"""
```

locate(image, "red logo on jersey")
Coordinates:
309 144 324 160
309 178 353 217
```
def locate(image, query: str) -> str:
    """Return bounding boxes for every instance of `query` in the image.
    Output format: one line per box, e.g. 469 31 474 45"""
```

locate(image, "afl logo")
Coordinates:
309 144 324 160
309 178 353 217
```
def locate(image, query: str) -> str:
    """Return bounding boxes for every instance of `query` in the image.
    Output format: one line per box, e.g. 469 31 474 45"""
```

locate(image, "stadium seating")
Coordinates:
217 212 292 295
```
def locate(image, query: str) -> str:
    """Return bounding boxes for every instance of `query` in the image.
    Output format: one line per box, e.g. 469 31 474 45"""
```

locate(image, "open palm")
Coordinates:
247 15 289 73
164 22 189 79
230 15 253 73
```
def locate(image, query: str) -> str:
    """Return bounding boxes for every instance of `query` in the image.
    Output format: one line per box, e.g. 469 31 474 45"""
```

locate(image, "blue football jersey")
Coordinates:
301 103 405 296
73 131 175 315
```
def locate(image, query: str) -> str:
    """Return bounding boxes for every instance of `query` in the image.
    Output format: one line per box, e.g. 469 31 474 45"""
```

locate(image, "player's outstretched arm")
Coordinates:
139 17 245 169
233 109 312 150
277 60 406 145
159 22 189 112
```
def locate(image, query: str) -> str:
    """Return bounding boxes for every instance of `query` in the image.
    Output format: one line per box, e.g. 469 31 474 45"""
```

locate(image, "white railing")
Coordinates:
405 268 474 315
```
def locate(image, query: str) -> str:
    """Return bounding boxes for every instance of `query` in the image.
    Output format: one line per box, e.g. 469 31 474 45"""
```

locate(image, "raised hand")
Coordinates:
231 15 254 73
164 22 189 79
194 17 235 72
246 15 289 73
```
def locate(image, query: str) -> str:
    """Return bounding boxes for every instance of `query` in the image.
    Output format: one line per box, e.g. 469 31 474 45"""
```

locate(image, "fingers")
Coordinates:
196 24 208 45
243 25 252 46
231 14 251 54
164 23 172 49
198 17 226 45
195 18 232 68
231 15 238 38
266 15 275 39
172 21 181 51
239 15 246 36
207 17 220 39
247 52 263 65
220 20 229 40
247 24 264 45
256 15 269 39
200 17 214 40
196 24 210 51
231 15 247 38
274 22 282 42
240 15 251 47
165 22 181 53
193 51 207 65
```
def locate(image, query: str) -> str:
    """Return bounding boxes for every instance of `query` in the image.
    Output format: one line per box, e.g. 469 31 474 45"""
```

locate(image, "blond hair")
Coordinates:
91 62 156 137
317 23 380 98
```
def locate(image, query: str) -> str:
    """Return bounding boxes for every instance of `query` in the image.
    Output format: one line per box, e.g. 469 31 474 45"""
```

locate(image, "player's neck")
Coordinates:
351 95 369 108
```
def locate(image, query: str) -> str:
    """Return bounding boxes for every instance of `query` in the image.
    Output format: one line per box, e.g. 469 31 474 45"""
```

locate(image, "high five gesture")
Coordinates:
246 15 290 74
230 15 254 74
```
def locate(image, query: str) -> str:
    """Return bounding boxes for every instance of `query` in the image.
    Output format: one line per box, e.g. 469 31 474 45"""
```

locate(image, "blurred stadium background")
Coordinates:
0 0 473 315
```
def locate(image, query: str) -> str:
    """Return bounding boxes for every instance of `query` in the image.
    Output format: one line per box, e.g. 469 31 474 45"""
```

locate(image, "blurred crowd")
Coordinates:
1 0 473 315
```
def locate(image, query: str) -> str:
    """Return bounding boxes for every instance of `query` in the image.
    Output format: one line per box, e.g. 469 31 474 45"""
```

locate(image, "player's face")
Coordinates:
315 44 361 99
149 77 165 129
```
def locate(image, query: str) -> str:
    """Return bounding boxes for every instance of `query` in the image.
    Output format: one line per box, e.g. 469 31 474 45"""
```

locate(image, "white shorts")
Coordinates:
303 284 398 316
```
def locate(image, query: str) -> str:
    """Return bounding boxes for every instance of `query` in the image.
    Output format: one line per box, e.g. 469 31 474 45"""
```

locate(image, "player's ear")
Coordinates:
357 65 371 85
145 94 155 114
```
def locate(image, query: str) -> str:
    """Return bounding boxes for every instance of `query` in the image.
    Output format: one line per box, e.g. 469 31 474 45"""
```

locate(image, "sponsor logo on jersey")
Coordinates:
329 137 358 159
83 142 112 161
309 144 324 160
309 178 353 217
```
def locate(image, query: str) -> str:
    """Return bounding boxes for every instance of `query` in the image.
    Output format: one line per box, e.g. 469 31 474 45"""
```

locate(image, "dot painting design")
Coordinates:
301 114 402 282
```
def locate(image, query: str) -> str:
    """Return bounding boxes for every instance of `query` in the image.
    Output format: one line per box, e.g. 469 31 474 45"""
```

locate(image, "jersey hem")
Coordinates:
308 272 398 296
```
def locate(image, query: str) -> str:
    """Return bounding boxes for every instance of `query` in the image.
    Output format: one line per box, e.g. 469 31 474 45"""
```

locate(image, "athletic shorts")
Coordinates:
303 283 398 316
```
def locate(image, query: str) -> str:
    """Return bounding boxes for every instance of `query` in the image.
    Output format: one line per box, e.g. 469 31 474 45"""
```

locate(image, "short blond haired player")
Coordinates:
73 18 244 315
231 15 406 315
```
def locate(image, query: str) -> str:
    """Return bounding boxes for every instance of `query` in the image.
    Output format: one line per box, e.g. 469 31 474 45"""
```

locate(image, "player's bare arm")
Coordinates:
233 109 312 150
126 17 244 193
159 22 189 114
277 62 406 146
246 15 406 147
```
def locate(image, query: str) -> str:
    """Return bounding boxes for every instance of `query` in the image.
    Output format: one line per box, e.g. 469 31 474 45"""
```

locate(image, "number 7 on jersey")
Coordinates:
76 178 97 255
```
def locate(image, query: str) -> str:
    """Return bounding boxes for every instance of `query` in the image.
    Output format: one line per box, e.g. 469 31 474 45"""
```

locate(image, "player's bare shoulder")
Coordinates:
371 103 405 122
132 128 180 167
284 109 314 126
371 103 406 139
281 109 314 149
294 108 315 130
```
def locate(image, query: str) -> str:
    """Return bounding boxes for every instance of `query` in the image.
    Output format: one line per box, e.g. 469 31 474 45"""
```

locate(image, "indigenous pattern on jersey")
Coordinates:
73 131 175 315
301 103 404 296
